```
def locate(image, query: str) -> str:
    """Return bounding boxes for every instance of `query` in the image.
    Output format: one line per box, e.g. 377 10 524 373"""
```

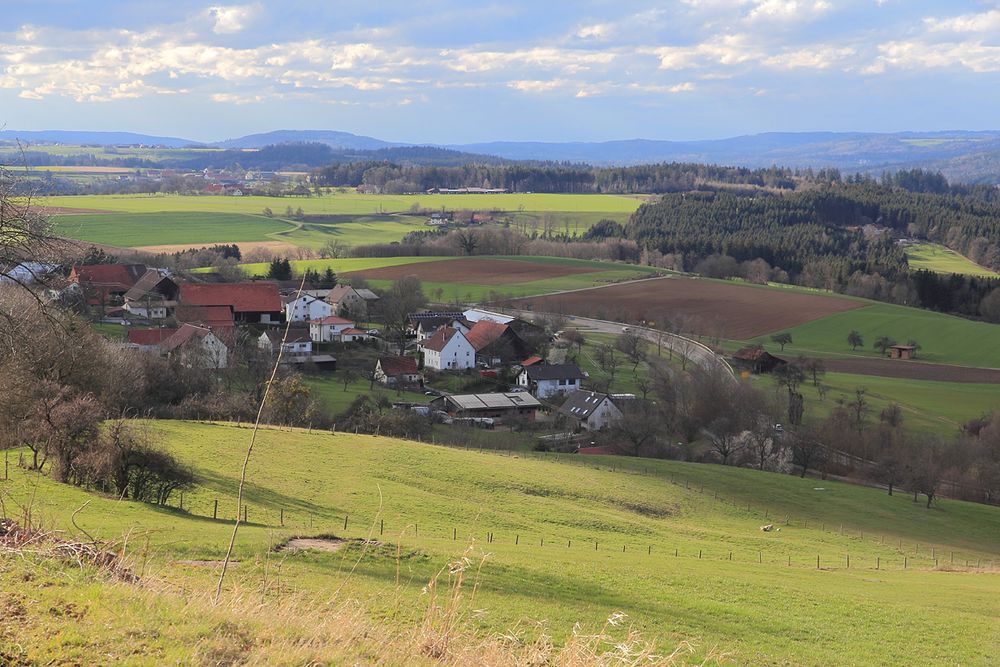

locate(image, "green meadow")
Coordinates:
44 192 643 216
52 211 294 247
759 302 1000 368
4 420 1000 665
905 242 999 278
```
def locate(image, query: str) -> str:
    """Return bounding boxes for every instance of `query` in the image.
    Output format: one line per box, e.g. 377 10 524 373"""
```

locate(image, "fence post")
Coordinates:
516 534 519 545
213 499 218 520
648 545 651 555
453 528 456 541
280 508 284 526
344 515 348 531
758 551 762 564
846 554 850 568
816 555 819 569
243 505 247 523
904 557 907 569
877 557 880 570
699 550 702 559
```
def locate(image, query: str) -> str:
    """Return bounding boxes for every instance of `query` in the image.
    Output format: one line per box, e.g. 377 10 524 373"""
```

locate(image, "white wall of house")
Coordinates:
421 333 475 370
517 371 581 398
285 296 333 322
309 321 352 343
584 398 623 431
124 302 167 319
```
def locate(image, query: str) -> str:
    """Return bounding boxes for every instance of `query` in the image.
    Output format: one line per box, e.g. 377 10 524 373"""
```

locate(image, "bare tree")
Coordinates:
608 400 662 456
616 330 648 372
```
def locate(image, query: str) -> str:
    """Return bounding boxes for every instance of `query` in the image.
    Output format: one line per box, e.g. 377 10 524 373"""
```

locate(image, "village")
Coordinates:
36 260 647 449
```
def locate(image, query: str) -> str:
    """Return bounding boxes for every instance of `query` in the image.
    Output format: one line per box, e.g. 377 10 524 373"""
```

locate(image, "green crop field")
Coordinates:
905 242 999 278
43 192 643 216
5 420 1000 664
755 302 1000 368
52 211 295 247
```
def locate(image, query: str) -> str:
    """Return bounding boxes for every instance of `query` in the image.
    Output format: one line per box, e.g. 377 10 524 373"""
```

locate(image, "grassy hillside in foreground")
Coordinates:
4 420 1000 665
757 302 1000 367
905 242 1000 278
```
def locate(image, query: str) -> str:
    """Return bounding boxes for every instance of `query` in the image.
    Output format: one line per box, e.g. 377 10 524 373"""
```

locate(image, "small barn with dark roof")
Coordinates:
731 346 787 374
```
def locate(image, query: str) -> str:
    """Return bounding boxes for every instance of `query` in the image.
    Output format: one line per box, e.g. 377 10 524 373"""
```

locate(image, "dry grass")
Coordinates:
1 519 714 666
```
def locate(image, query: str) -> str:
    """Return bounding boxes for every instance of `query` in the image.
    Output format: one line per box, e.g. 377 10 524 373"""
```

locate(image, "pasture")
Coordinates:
771 302 1000 368
904 242 999 278
5 420 1000 665
51 211 295 247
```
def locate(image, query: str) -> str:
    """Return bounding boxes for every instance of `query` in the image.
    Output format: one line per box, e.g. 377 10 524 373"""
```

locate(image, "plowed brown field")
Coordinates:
514 277 864 339
342 258 599 285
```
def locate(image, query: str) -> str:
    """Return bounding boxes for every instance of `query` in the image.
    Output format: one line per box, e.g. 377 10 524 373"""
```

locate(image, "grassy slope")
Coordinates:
905 242 1000 278
756 302 1000 367
5 420 1000 665
52 211 294 247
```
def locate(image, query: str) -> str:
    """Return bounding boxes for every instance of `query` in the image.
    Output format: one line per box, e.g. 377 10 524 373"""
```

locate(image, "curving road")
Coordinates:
508 309 736 380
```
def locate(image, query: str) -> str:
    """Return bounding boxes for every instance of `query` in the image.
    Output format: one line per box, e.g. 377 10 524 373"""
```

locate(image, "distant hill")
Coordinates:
6 128 1000 182
0 130 199 148
211 129 401 151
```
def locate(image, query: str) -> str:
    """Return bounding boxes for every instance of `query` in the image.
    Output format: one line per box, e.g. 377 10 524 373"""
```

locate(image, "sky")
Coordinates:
2 1 1000 143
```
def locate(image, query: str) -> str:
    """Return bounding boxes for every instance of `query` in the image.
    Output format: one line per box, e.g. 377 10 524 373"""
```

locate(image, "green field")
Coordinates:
5 420 1000 664
44 192 643 216
905 242 999 278
791 372 1000 437
52 211 295 247
755 302 1000 368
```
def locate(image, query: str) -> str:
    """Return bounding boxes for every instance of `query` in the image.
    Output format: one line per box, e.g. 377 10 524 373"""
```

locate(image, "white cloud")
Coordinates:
207 4 259 35
747 0 831 22
924 9 1000 34
576 23 610 39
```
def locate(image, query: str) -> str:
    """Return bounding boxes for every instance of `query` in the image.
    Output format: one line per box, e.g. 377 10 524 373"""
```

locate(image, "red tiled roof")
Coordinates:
127 328 177 345
378 356 418 376
180 282 281 313
521 355 543 366
71 264 147 290
314 315 354 325
174 304 235 329
341 328 368 335
464 319 509 352
160 324 216 352
419 326 462 352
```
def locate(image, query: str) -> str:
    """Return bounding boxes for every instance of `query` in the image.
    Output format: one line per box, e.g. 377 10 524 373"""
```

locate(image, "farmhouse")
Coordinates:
517 363 585 398
889 344 918 360
407 311 466 340
284 293 333 322
258 329 312 357
159 324 229 369
732 346 787 374
125 327 177 352
373 356 423 387
419 327 475 370
69 263 148 306
558 390 623 431
465 319 528 365
179 282 282 324
430 392 541 422
325 285 379 318
173 304 235 338
123 269 179 319
309 315 356 343
340 327 372 343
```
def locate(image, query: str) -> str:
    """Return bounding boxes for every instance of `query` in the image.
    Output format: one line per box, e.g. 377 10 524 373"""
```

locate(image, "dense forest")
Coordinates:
618 177 1000 318
313 161 805 194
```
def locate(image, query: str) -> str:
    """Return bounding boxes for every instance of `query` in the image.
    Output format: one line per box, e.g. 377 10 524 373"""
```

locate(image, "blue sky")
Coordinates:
2 1 1000 143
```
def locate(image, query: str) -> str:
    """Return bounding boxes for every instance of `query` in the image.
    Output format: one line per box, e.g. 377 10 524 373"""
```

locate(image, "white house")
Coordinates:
340 327 372 343
160 324 229 369
516 363 585 398
284 294 333 322
559 391 623 431
258 330 313 357
309 315 356 343
419 327 475 371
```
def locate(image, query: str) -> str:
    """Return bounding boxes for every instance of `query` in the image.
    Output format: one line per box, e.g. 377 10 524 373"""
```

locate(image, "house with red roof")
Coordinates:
125 327 178 352
159 324 229 368
69 264 147 307
309 315 356 343
418 327 475 370
373 356 422 387
464 319 529 365
178 282 282 324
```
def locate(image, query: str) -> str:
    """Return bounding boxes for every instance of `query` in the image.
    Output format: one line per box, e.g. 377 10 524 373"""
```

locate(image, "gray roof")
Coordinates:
524 363 585 381
440 392 541 411
559 390 612 420
354 288 380 300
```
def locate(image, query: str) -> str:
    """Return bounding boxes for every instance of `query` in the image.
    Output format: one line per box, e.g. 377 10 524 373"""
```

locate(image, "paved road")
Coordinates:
509 309 736 379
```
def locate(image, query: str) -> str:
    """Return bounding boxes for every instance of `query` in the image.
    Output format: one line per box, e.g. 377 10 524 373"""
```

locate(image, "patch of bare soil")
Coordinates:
280 538 348 553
